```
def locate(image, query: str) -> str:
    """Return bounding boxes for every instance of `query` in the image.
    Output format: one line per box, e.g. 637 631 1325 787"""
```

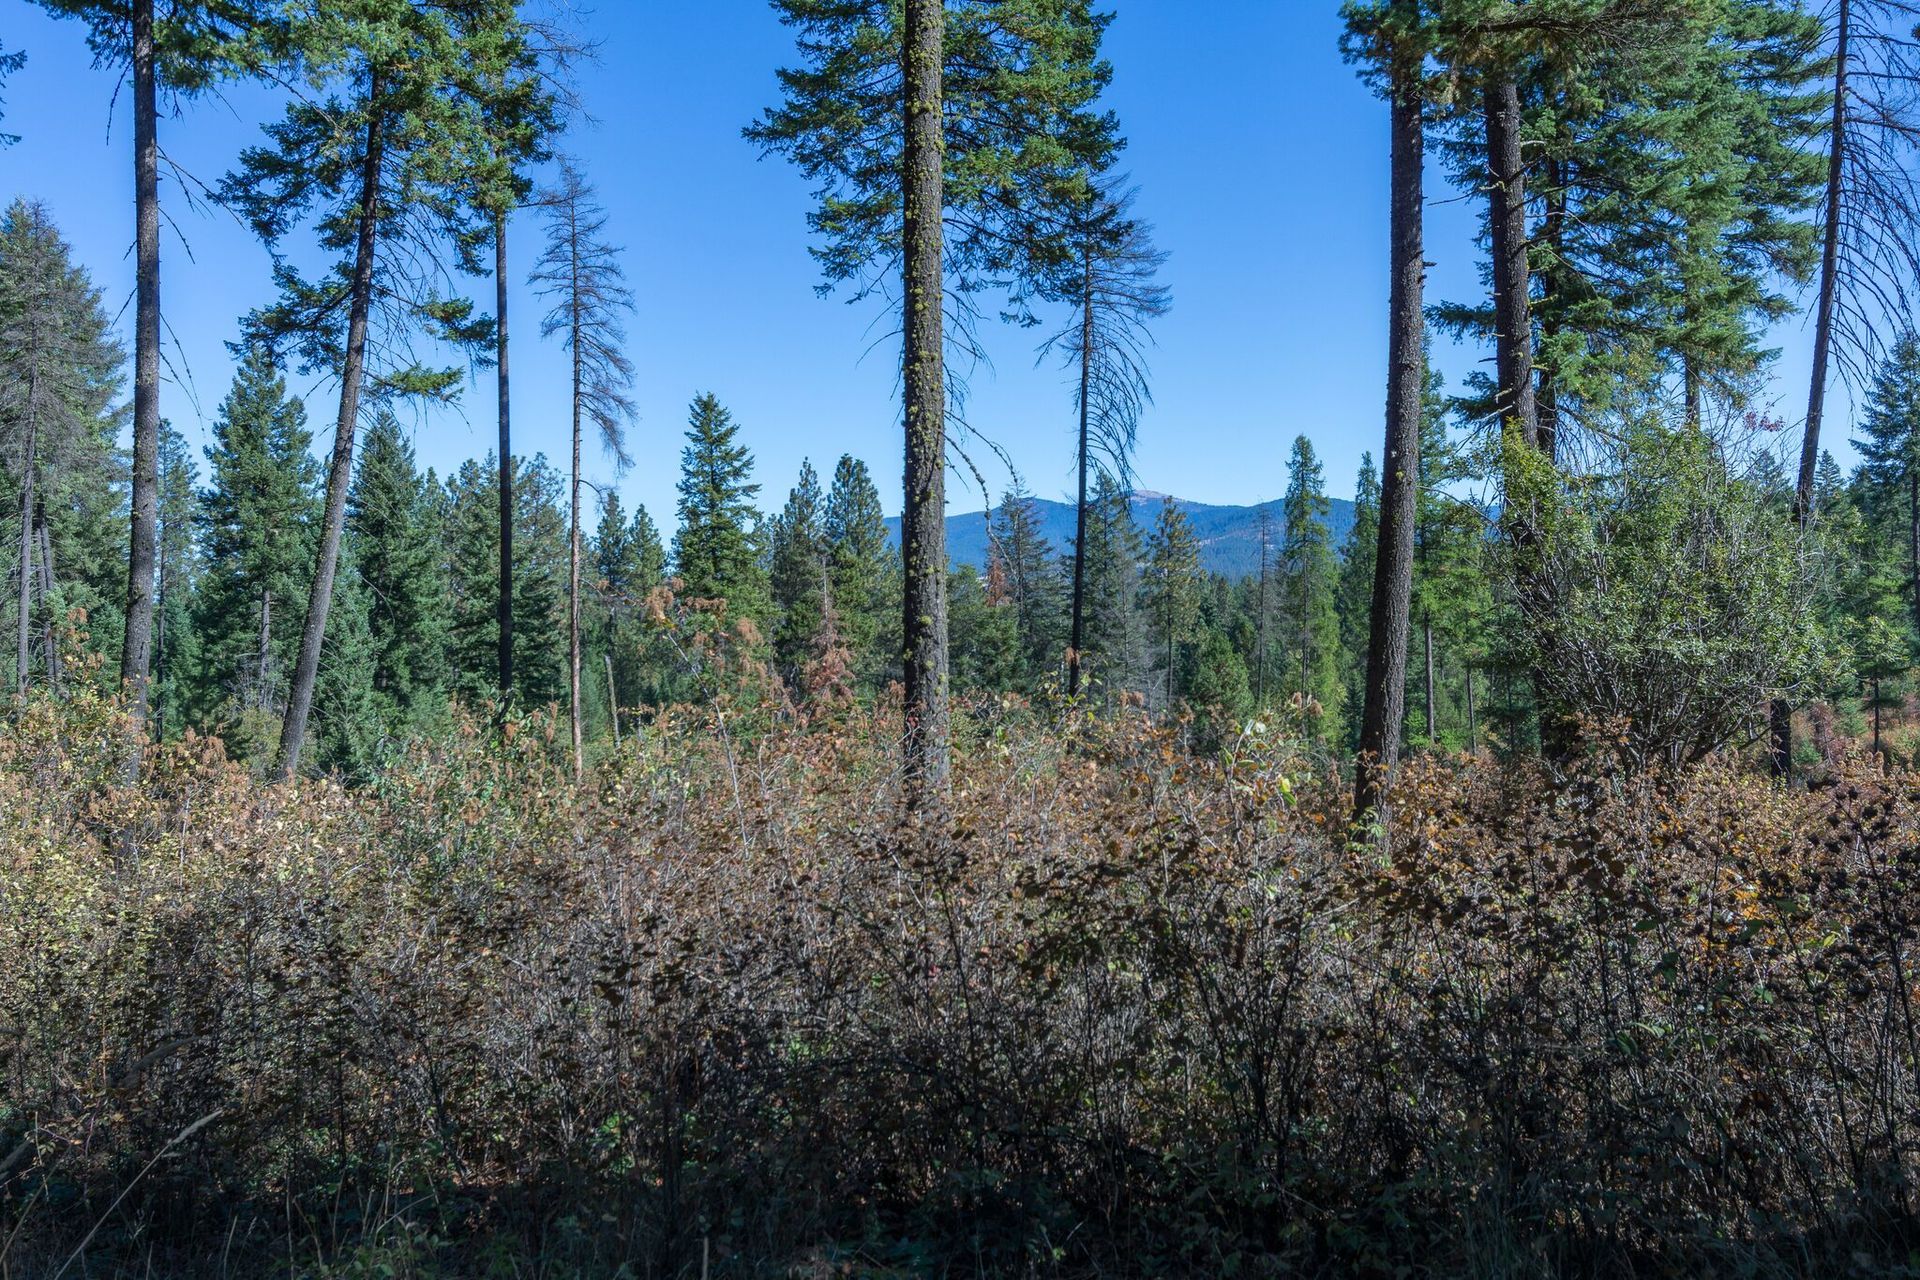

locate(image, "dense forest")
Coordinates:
5 0 1920 1276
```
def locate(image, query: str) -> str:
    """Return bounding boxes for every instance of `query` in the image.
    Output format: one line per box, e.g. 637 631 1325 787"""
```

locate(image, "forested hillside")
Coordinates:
4 0 1920 1276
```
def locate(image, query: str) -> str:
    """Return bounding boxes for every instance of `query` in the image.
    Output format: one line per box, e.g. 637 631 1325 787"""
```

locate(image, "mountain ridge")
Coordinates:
885 491 1359 579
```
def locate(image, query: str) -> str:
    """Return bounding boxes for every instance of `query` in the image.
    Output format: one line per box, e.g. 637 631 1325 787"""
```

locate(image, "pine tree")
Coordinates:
1280 436 1344 743
153 423 200 739
1337 453 1381 751
591 492 666 734
347 411 449 734
751 0 1122 800
0 41 23 147
991 484 1069 691
31 0 261 735
821 454 892 690
0 198 124 696
531 161 634 776
1140 497 1202 712
190 346 320 757
447 453 568 709
1079 473 1146 700
769 459 829 681
1036 182 1170 696
1855 335 1920 633
222 0 541 776
672 394 767 621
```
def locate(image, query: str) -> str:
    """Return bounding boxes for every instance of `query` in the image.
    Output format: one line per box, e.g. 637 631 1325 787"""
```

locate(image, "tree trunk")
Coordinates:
36 507 60 694
1466 665 1477 754
1424 611 1436 743
569 280 585 783
1485 74 1538 450
1874 677 1883 763
1777 0 1852 779
122 0 160 735
1355 59 1425 823
605 650 621 749
900 0 950 806
274 91 384 781
1067 251 1093 698
256 585 272 712
496 211 514 703
1254 516 1271 708
15 416 35 700
1538 155 1565 464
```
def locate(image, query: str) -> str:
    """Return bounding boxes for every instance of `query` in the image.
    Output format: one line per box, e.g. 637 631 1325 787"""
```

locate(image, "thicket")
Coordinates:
6 682 1920 1277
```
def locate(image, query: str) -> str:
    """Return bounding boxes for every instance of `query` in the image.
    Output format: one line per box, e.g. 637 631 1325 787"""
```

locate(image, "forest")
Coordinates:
5 0 1920 1276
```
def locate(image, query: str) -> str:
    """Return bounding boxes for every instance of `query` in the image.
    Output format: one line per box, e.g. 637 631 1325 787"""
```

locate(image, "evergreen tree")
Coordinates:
154 423 200 738
1337 453 1381 751
222 0 540 776
949 562 1020 696
751 0 1123 800
447 453 568 709
1079 473 1146 700
1855 334 1920 632
31 0 262 735
0 197 124 695
991 483 1068 690
0 41 23 147
314 538 381 780
822 454 893 690
347 411 449 733
591 491 666 734
190 345 320 756
672 393 767 621
769 459 829 681
530 161 634 776
1140 497 1202 712
1280 436 1343 743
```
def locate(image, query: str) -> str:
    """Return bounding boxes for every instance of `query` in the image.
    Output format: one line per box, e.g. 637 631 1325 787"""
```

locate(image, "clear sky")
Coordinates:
0 0 1833 528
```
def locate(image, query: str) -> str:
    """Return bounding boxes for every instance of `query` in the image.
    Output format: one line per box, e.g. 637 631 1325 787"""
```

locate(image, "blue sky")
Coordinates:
0 0 1832 527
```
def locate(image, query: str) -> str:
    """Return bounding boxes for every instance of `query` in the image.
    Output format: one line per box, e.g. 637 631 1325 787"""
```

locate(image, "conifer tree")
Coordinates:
31 0 261 734
190 345 319 746
1338 454 1381 750
314 539 382 779
0 42 24 146
530 161 635 777
222 0 537 777
991 484 1069 690
1140 497 1202 712
769 459 829 682
1036 183 1170 696
0 198 125 696
1280 436 1344 743
752 0 1122 800
1855 335 1920 633
1079 473 1146 700
1343 0 1428 819
446 453 568 708
591 492 665 732
673 394 767 621
347 411 450 732
153 423 200 738
822 454 892 688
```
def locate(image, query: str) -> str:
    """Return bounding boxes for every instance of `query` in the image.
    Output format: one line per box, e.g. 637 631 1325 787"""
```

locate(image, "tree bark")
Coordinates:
1776 0 1852 779
496 212 514 704
1485 74 1538 450
1466 665 1477 754
605 650 621 749
569 227 585 784
121 0 161 736
15 401 36 699
36 507 60 694
1424 611 1436 743
1355 60 1425 823
900 0 950 806
274 90 384 781
256 585 272 712
1067 249 1093 698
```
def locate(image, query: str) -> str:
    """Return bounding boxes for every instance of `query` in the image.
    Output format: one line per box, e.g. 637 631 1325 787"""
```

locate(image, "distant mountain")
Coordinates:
885 491 1359 579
